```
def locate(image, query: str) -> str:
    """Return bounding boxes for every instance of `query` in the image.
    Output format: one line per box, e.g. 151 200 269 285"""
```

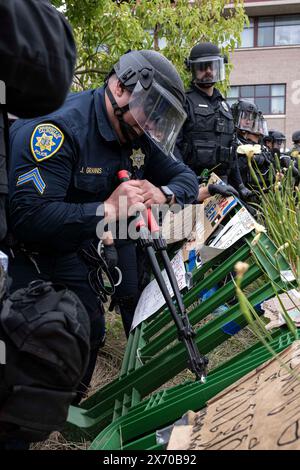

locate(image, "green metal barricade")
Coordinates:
65 231 296 449
91 329 296 450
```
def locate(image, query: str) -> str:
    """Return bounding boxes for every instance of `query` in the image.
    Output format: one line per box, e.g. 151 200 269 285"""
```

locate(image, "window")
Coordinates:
258 17 274 47
239 15 300 48
240 18 254 48
275 15 300 46
227 84 286 115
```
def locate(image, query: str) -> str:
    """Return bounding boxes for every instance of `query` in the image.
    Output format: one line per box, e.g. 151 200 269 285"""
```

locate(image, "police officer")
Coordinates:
268 131 286 156
231 100 273 189
176 42 250 202
0 0 76 243
263 129 275 151
289 132 300 183
290 131 300 158
263 130 299 179
8 49 198 399
0 0 77 451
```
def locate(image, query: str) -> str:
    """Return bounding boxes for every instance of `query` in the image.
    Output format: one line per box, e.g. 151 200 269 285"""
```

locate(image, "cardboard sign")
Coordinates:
177 341 300 450
131 250 187 331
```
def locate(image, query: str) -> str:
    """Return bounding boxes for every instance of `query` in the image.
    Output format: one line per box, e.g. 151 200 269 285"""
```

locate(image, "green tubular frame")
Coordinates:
91 330 296 450
64 232 296 449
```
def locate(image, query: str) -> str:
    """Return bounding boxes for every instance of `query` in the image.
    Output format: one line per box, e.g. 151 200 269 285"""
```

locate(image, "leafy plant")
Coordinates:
234 261 300 381
51 0 247 92
248 155 300 283
233 157 300 378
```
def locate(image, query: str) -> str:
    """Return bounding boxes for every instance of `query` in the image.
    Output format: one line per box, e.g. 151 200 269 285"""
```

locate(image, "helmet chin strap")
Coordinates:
106 86 141 143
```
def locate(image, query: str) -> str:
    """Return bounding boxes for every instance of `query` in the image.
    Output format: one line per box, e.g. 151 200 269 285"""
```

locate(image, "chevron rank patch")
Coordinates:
17 168 46 195
30 123 64 162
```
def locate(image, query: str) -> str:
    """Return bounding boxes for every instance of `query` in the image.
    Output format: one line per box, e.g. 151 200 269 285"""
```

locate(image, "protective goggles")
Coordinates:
128 80 187 156
189 56 225 84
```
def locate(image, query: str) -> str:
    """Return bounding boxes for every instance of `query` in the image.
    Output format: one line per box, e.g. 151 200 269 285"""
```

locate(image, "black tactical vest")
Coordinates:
181 87 234 177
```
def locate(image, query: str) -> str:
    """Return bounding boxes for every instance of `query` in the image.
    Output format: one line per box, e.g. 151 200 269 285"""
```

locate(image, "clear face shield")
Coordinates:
257 115 268 137
236 109 260 134
128 80 187 156
190 56 225 85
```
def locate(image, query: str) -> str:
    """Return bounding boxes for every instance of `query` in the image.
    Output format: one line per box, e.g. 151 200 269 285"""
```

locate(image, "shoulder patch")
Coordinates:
30 123 64 162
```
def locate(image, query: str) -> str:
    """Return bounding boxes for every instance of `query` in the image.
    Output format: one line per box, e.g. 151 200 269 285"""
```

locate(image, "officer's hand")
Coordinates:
208 183 239 198
104 180 145 221
238 184 253 200
139 180 170 206
198 186 211 202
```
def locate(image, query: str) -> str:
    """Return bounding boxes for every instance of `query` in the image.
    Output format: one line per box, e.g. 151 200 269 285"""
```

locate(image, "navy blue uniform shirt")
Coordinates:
9 87 198 252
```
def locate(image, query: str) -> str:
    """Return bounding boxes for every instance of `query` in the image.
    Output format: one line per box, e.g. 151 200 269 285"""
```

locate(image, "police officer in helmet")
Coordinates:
8 49 198 400
267 130 300 178
290 130 300 159
263 129 275 151
176 42 250 202
231 99 273 189
267 131 286 156
289 131 300 181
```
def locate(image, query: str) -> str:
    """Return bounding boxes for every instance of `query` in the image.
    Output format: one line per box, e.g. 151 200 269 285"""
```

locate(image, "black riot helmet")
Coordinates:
105 50 187 157
263 129 275 147
271 130 286 151
292 130 300 144
185 42 225 86
231 100 260 134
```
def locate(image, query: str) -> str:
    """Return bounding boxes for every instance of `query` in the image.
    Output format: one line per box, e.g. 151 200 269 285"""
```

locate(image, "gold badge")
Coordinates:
130 148 145 170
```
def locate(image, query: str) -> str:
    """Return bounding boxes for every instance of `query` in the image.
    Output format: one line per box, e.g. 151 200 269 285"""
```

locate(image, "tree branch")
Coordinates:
75 69 108 76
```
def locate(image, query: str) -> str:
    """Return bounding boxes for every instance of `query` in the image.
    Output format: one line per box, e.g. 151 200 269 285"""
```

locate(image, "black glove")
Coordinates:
238 184 253 200
208 183 239 198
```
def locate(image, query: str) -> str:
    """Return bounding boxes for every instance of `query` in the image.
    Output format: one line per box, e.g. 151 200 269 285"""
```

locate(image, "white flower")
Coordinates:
235 261 249 277
253 222 267 234
237 144 261 159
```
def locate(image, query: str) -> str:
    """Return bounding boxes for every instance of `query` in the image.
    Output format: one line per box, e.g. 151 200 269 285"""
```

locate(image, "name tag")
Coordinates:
80 167 103 174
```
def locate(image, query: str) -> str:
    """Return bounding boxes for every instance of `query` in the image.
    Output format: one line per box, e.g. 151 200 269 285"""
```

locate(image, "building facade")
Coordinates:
227 0 300 148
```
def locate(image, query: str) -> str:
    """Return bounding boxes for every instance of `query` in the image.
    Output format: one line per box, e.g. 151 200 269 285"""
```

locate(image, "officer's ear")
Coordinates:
114 79 125 98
